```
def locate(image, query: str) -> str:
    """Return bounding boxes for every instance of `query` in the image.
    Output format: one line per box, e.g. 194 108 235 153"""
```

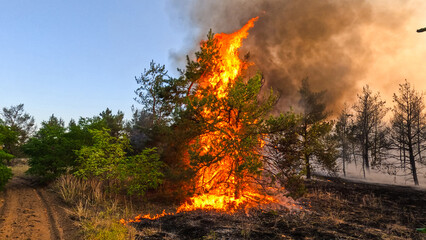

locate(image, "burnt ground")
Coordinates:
131 177 426 240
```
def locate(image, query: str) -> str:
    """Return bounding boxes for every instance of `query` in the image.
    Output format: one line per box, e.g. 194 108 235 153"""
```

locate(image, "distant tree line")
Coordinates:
335 80 425 186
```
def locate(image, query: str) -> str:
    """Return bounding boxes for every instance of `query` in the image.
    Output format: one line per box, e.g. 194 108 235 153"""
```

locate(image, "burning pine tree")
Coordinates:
179 17 278 213
124 17 284 223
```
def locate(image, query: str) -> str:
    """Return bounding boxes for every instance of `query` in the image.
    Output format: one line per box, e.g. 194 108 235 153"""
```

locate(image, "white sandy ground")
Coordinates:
328 161 426 190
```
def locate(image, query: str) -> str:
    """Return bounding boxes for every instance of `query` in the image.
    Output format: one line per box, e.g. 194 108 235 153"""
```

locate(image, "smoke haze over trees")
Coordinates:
168 0 426 114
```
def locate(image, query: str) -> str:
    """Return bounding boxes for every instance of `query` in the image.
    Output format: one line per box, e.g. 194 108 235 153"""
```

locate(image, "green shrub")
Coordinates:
0 150 14 163
120 148 163 195
0 163 12 190
74 129 128 180
23 116 70 182
75 129 163 196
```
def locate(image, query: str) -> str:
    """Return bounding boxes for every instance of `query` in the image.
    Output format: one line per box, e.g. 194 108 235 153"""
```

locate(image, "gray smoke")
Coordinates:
167 0 414 114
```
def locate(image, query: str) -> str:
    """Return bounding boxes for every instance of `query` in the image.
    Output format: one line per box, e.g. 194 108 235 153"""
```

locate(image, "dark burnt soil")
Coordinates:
131 177 426 240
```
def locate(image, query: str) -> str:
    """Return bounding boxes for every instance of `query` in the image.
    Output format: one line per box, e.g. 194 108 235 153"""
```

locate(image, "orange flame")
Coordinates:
197 16 258 98
178 16 278 213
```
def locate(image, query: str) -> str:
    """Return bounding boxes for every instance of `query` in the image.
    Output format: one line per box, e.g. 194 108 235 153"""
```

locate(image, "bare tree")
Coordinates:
335 104 352 177
352 86 388 177
390 80 424 185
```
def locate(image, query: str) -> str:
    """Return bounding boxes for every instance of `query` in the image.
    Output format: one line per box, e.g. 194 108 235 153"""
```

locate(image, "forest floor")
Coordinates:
0 160 82 240
131 177 426 240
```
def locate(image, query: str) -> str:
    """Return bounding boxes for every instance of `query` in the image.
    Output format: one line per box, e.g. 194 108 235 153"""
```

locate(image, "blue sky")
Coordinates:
1 1 426 127
0 1 186 125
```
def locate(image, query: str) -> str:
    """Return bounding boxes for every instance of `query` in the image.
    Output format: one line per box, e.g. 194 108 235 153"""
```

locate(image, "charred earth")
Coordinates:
131 177 426 240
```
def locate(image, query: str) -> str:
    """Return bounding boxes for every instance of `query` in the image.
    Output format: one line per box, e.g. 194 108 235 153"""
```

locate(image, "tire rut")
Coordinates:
0 176 62 239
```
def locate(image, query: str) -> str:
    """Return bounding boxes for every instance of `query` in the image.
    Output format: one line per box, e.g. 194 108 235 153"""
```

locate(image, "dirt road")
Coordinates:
0 164 81 240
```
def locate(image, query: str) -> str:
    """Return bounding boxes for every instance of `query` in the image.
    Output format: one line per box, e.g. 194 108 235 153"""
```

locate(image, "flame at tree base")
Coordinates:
121 188 300 223
176 187 278 214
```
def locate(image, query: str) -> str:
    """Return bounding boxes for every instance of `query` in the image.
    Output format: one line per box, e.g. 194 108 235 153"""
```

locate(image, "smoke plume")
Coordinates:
168 0 426 114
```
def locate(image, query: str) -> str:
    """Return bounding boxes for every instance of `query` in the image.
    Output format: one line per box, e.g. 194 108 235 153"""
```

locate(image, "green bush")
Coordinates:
74 129 128 180
75 129 163 195
0 150 14 163
23 115 108 182
23 116 69 182
0 163 12 190
120 148 163 195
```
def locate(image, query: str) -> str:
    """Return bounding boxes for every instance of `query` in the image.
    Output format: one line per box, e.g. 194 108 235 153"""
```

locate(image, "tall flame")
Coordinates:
197 17 258 97
177 16 278 213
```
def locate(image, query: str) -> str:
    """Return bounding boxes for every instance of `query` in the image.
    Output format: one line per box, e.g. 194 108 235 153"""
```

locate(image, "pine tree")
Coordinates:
390 80 424 185
352 85 388 177
298 78 337 179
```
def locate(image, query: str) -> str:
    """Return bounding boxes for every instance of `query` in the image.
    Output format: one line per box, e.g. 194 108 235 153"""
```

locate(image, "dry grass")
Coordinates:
55 174 105 205
53 174 142 240
360 193 383 208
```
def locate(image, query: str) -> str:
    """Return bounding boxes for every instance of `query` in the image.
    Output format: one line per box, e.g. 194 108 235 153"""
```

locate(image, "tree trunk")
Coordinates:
351 142 357 167
408 143 419 185
417 117 423 163
403 139 406 173
342 144 346 177
305 153 311 179
303 121 312 179
399 131 403 168
407 128 419 185
363 133 370 173
362 157 366 179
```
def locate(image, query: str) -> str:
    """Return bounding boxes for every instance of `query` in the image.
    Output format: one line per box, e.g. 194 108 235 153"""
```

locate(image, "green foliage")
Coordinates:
0 150 14 163
1 104 35 156
298 78 337 178
23 115 70 181
120 148 163 195
134 60 188 126
264 111 306 197
304 121 338 171
0 124 19 146
75 129 128 180
0 163 12 191
0 124 19 163
264 104 337 196
0 125 16 163
95 108 125 138
184 69 277 196
75 128 163 195
131 61 190 198
298 78 328 124
23 109 126 182
0 123 15 189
